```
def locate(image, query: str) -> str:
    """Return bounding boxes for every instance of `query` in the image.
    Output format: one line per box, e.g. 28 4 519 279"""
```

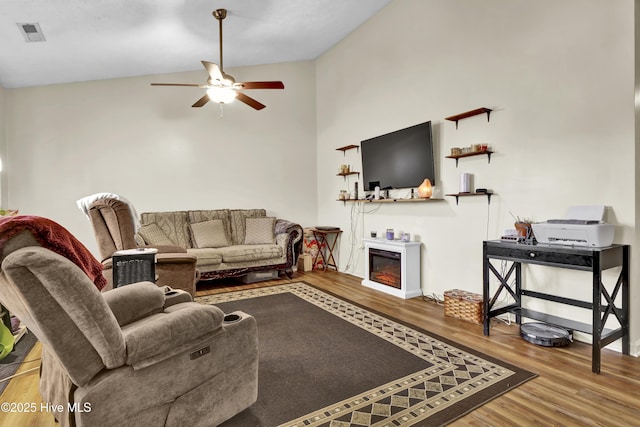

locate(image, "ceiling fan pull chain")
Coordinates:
219 103 224 118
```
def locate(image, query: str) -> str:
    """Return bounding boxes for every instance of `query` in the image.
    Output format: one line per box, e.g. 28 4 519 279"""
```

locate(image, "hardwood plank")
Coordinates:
1 270 639 426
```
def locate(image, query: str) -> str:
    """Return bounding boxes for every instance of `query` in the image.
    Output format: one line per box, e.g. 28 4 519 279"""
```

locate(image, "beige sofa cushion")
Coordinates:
137 223 175 246
140 211 191 248
189 220 230 248
186 248 223 267
230 209 266 245
216 245 282 263
244 217 276 245
188 210 231 242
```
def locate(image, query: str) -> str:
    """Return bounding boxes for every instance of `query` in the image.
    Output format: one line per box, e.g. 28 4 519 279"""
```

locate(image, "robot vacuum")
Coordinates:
520 322 572 347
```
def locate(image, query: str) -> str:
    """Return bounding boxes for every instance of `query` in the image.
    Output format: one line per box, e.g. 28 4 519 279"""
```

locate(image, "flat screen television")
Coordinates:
360 121 435 191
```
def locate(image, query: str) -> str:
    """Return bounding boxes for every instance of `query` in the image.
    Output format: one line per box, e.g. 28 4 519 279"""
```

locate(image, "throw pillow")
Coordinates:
244 217 276 245
189 219 230 248
137 223 175 246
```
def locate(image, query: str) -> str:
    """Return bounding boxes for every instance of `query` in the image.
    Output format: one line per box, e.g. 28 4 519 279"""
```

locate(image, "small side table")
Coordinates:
112 248 158 287
308 228 342 271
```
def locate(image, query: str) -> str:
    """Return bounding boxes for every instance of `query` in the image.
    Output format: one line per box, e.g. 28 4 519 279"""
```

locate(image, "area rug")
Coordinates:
197 283 536 427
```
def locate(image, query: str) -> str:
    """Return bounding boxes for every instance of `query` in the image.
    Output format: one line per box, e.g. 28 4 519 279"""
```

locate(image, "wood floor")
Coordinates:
1 270 639 426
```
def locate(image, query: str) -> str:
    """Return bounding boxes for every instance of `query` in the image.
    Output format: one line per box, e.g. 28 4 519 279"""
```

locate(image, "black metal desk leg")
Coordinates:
483 246 490 335
515 262 522 324
622 246 630 355
592 258 602 374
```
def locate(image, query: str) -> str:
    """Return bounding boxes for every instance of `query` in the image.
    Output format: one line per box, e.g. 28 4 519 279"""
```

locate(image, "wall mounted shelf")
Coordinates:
446 150 493 167
446 192 493 205
336 144 359 155
336 171 360 181
337 198 443 205
445 108 492 129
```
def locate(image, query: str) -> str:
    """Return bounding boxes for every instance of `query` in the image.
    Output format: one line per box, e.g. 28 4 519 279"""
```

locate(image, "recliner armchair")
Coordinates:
0 226 258 427
88 198 200 296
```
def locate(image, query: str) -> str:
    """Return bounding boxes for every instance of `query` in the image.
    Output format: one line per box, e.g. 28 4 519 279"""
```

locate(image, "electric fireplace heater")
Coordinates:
362 238 422 299
369 248 402 289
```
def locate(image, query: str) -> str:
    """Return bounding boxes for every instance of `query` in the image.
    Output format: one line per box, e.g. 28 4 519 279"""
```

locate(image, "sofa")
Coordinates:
136 209 303 281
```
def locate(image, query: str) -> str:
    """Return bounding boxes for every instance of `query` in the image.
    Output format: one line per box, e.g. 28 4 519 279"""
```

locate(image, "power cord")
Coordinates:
422 293 444 306
0 357 41 383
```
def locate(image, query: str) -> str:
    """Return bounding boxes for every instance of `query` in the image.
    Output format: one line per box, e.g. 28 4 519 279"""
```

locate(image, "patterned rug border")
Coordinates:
198 282 537 426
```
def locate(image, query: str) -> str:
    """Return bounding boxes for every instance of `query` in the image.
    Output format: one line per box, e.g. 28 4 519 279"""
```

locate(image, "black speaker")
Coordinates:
354 182 358 200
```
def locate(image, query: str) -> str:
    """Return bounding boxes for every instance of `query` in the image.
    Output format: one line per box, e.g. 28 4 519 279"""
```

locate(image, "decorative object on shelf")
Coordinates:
446 149 493 167
0 209 19 217
460 173 472 193
338 190 349 201
401 232 410 242
417 178 433 199
370 231 377 238
386 229 395 240
445 107 493 129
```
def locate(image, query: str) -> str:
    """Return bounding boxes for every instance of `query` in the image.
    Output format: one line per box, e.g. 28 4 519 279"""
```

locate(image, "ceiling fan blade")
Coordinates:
192 94 210 108
202 61 223 82
236 92 266 110
151 83 201 87
237 81 285 90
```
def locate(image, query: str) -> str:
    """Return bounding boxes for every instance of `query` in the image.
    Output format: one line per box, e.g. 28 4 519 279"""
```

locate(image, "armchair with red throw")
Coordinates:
0 217 258 427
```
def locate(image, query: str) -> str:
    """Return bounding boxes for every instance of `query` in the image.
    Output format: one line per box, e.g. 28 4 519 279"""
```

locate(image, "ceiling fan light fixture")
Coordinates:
207 86 237 104
150 8 283 111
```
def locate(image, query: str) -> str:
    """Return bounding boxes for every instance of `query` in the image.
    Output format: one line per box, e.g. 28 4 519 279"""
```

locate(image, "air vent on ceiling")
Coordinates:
17 22 46 42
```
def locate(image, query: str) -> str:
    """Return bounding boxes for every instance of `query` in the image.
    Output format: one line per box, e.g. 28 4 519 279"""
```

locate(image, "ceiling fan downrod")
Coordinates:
213 9 227 73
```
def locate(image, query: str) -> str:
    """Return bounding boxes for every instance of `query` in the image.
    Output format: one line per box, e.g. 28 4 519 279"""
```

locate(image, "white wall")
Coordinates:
316 0 637 352
0 84 6 208
4 60 318 255
2 0 637 355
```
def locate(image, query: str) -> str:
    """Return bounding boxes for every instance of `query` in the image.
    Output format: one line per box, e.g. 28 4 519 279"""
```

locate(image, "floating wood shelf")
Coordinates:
337 198 444 205
445 108 492 129
445 150 493 167
336 171 360 180
446 192 493 205
336 144 359 155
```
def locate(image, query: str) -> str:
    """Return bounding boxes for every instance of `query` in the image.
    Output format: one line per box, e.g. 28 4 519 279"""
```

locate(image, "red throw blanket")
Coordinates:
0 215 106 291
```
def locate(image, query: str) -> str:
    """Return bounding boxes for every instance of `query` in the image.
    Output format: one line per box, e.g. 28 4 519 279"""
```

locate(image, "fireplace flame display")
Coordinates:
371 269 401 288
369 248 402 289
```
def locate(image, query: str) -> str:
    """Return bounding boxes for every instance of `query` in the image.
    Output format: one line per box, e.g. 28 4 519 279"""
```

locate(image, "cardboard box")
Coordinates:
297 253 313 272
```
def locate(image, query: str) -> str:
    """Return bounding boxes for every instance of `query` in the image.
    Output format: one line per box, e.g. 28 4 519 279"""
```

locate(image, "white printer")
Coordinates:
531 205 615 248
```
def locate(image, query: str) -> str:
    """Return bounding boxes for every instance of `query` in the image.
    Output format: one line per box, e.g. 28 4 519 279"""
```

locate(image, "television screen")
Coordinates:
361 121 435 191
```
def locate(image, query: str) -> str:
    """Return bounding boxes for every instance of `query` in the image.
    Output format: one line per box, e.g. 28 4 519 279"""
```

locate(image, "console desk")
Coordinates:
482 240 629 373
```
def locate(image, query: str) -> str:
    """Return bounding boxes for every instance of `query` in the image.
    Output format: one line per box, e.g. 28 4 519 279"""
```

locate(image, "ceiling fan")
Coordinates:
151 8 284 110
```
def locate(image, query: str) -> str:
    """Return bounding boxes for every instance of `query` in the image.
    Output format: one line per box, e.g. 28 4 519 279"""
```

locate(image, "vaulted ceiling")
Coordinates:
0 0 391 88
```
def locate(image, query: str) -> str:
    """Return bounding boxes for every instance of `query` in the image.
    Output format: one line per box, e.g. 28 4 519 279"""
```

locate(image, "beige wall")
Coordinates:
316 0 637 353
0 84 6 208
2 0 637 355
4 60 318 254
